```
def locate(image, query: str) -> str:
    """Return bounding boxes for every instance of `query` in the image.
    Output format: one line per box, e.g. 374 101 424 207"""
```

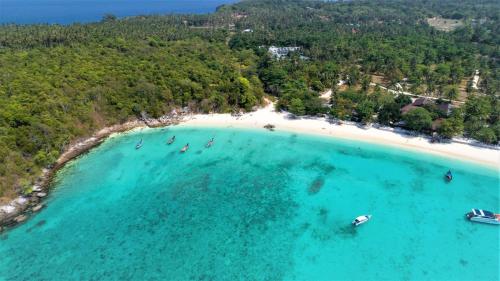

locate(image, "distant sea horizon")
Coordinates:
0 0 239 25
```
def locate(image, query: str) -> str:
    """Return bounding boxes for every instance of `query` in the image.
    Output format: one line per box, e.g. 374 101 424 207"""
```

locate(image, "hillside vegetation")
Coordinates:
0 0 498 199
0 39 263 199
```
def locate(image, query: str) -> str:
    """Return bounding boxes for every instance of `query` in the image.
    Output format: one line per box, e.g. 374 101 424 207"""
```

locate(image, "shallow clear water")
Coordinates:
0 126 499 280
0 0 237 24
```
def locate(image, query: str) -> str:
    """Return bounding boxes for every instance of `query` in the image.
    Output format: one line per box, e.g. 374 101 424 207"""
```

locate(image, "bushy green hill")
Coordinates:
0 39 263 198
0 0 498 199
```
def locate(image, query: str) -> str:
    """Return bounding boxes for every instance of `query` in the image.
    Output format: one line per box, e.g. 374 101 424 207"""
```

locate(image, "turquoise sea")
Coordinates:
0 126 498 280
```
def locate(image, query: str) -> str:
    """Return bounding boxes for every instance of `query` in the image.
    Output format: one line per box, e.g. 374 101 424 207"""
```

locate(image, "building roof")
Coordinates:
401 104 418 114
437 103 452 114
268 46 302 59
412 98 432 106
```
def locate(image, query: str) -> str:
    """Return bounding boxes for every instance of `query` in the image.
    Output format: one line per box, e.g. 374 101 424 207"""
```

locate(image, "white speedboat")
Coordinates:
466 209 500 225
352 215 371 226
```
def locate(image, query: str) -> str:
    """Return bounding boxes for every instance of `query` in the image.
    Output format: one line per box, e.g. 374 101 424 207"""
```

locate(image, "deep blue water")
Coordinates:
0 0 238 25
0 126 498 280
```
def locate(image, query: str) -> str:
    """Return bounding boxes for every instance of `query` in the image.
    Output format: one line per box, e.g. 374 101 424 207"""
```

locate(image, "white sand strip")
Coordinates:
181 103 499 169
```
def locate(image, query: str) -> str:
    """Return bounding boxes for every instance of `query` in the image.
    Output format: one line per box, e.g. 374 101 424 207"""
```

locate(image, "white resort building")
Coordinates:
268 46 301 59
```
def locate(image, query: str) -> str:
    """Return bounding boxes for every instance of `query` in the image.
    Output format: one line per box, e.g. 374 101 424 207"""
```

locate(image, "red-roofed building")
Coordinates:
412 98 432 107
437 103 453 116
401 104 418 114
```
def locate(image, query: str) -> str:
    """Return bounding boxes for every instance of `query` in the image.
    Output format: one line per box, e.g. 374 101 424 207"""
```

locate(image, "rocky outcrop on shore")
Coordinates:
0 112 185 231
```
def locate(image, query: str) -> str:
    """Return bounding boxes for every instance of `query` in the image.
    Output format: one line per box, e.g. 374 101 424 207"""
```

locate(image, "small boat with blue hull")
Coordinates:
466 209 500 225
135 139 143 149
445 170 453 181
352 215 371 227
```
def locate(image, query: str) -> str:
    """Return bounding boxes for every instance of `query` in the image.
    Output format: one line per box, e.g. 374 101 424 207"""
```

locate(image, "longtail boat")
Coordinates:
205 138 214 148
167 136 176 145
135 139 143 149
180 143 189 153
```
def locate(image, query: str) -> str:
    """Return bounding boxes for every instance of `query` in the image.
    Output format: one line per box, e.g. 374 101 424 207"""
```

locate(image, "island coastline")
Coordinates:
182 102 499 169
0 115 183 231
1 102 498 231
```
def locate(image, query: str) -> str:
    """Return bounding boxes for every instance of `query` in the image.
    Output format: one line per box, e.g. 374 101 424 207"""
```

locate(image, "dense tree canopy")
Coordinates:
0 0 498 199
0 39 263 199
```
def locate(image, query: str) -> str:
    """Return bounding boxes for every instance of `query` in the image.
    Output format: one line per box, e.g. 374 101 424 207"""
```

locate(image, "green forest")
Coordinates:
0 0 498 199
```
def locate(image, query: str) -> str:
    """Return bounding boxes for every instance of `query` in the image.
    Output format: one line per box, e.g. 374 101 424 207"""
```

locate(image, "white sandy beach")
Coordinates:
181 102 500 169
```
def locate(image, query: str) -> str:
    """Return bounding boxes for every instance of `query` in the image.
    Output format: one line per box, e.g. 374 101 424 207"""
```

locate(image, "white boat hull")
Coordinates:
466 209 500 225
352 215 371 226
469 217 500 225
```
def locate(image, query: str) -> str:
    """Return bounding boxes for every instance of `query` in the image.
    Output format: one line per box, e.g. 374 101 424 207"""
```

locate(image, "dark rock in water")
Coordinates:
335 225 357 238
304 161 336 175
301 222 311 231
318 208 328 223
26 219 46 233
311 228 333 241
308 178 325 195
459 259 468 267
278 159 296 170
196 150 203 155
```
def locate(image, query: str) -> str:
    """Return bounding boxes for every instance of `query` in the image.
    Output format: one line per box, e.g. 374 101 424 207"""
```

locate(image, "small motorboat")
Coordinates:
180 143 189 153
135 139 143 149
352 215 371 227
445 170 453 181
167 136 176 145
465 209 500 225
205 138 214 148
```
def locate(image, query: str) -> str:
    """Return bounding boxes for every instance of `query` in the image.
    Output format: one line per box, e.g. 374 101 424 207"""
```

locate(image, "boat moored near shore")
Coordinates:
167 136 176 145
180 143 189 153
135 139 143 149
465 209 500 225
206 138 214 148
445 170 453 181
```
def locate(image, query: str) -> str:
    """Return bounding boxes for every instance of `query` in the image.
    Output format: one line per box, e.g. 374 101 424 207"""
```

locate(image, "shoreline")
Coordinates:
180 103 499 169
1 103 498 231
0 115 183 231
